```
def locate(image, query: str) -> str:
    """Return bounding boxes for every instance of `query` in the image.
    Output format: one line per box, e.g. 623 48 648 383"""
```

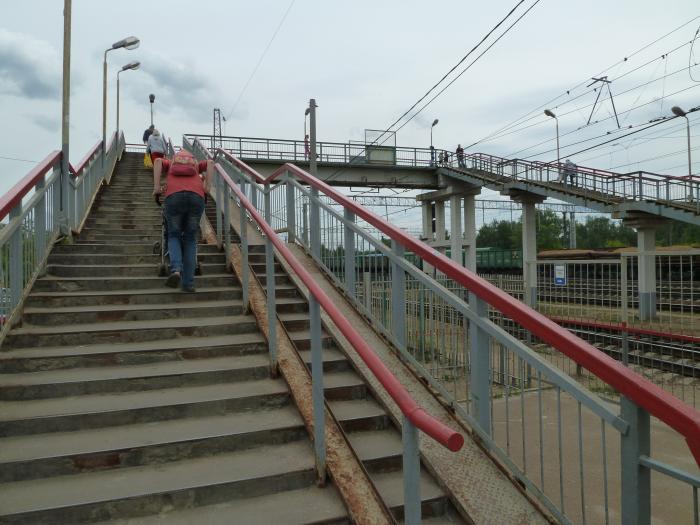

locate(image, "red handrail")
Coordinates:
214 162 464 452
0 150 62 221
72 140 103 177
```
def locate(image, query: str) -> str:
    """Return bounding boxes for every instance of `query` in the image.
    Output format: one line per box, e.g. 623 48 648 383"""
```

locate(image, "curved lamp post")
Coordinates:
116 61 140 133
544 109 560 179
671 105 693 200
149 93 156 126
103 36 140 156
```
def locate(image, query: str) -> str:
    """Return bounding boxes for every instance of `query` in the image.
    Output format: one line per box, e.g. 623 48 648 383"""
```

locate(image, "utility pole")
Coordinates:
60 0 72 234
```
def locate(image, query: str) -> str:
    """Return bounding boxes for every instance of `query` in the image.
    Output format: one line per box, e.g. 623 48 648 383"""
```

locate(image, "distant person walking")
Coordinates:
456 144 465 168
152 151 213 293
438 151 445 166
147 129 167 163
430 145 436 166
142 124 155 144
563 159 577 186
304 134 310 159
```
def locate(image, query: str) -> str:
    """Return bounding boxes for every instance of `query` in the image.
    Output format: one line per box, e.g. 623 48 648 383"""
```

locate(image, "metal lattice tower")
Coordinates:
213 108 222 148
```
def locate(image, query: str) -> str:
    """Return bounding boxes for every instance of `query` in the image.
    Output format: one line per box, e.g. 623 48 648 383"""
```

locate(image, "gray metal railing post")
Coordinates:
470 294 491 435
391 241 406 348
223 185 231 258
285 175 296 244
215 174 223 245
620 396 651 525
363 271 372 312
264 185 277 374
302 202 309 248
402 416 421 525
9 205 23 309
310 187 320 259
344 209 355 297
35 179 47 263
239 194 249 312
309 295 326 485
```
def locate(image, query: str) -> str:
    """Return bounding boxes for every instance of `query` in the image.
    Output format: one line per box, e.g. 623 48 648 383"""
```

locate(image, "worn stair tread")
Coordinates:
372 470 445 508
37 273 233 282
0 333 265 360
347 430 402 462
323 370 365 389
0 378 287 422
0 405 303 464
278 312 315 322
23 299 242 315
11 314 254 335
297 347 347 363
328 398 387 421
0 441 314 517
27 286 238 299
97 484 347 525
0 354 269 387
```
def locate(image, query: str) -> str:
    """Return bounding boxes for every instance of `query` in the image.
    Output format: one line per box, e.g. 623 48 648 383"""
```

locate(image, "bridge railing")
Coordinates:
0 132 124 343
189 136 700 524
185 136 463 523
184 133 448 168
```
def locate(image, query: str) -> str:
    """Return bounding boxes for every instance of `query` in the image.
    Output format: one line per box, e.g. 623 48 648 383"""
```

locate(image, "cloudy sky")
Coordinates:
1 0 699 227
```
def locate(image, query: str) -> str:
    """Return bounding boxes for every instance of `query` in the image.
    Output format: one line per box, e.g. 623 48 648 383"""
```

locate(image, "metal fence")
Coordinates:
192 137 700 525
0 132 124 343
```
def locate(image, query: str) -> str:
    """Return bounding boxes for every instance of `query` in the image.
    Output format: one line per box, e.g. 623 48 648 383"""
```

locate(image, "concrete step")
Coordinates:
0 441 318 524
21 299 243 326
50 242 221 254
329 398 391 432
297 347 351 373
46 263 229 278
0 406 305 483
0 333 267 372
77 234 162 243
278 311 313 331
4 315 258 347
254 273 292 286
288 328 336 350
24 286 241 309
0 354 271 400
47 252 225 265
275 296 309 314
374 470 449 521
95 485 349 525
77 227 160 236
32 273 236 292
0 378 290 437
347 429 403 473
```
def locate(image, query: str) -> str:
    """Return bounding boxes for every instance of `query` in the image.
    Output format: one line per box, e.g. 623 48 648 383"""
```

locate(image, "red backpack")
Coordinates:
168 151 199 177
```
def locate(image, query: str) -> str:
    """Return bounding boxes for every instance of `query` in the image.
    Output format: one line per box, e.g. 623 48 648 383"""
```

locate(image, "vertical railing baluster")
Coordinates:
9 204 23 309
470 295 491 435
310 186 320 259
286 175 296 244
239 189 249 312
309 295 326 485
223 185 231 258
402 416 421 525
620 396 651 525
264 185 277 375
344 209 355 297
35 178 47 264
215 174 223 245
391 241 406 348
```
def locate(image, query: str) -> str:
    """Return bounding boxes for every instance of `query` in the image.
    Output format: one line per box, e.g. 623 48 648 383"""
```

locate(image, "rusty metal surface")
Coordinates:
280 244 556 525
229 243 395 525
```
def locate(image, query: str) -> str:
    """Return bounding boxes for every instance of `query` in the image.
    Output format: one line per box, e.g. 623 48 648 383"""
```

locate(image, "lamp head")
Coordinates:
112 36 140 50
544 109 556 118
432 118 439 127
120 61 140 72
671 106 687 117
149 94 156 104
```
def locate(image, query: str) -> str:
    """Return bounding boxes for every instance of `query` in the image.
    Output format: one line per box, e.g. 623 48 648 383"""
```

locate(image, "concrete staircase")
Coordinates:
0 154 351 524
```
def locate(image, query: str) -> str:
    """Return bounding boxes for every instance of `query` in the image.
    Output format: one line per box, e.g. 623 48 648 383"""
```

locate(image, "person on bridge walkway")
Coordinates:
456 144 465 168
430 145 436 166
562 158 577 186
304 134 310 159
152 151 212 293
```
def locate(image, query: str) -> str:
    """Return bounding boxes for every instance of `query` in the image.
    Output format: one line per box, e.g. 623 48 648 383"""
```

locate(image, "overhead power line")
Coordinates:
224 0 296 121
0 155 39 164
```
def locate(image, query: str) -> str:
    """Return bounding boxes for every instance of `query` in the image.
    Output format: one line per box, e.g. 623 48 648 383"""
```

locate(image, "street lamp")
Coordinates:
671 106 693 200
116 61 140 133
149 93 156 126
544 109 560 180
430 118 439 166
103 36 140 157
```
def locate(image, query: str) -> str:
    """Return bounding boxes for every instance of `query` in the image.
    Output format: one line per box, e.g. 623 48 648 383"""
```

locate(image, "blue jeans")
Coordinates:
164 191 205 289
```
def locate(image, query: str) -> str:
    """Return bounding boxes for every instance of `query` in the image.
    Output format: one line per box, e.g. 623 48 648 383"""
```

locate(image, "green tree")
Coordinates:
575 217 636 249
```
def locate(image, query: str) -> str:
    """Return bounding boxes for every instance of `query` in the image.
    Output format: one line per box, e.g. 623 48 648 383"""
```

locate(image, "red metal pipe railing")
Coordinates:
72 139 103 178
0 150 62 221
197 137 700 464
213 163 464 452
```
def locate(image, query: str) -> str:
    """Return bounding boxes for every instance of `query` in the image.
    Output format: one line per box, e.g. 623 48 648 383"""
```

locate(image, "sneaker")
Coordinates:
182 286 196 293
166 272 181 288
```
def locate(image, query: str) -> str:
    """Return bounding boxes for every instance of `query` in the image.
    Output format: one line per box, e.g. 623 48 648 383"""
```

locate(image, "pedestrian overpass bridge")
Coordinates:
0 129 698 524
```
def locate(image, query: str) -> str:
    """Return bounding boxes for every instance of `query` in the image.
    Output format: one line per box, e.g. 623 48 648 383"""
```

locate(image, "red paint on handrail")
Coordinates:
0 150 61 221
215 163 464 452
72 140 103 177
549 316 700 345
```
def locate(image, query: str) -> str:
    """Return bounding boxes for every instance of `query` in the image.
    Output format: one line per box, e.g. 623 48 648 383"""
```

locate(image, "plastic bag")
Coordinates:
144 153 153 168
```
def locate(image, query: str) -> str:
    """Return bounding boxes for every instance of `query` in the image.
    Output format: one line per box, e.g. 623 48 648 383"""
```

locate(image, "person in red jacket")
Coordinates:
152 151 212 292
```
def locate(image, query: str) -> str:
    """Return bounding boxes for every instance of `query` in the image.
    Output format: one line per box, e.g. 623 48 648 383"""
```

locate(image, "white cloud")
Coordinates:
0 29 62 100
